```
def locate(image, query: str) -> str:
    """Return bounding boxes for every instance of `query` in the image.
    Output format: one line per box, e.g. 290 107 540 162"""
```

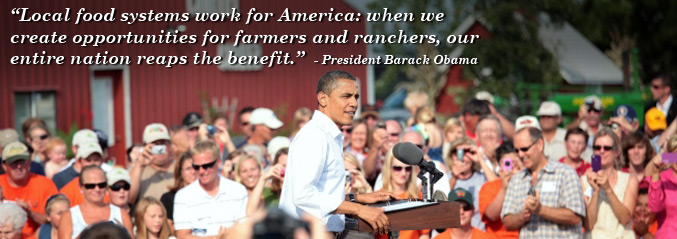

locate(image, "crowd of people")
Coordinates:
1 72 676 239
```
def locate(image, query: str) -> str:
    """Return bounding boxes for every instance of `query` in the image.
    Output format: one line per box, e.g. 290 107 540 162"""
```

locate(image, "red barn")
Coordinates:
1 0 367 165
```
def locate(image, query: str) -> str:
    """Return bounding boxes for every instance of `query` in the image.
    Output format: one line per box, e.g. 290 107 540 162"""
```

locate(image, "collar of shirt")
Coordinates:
521 158 557 179
657 94 673 115
195 176 227 199
311 110 344 143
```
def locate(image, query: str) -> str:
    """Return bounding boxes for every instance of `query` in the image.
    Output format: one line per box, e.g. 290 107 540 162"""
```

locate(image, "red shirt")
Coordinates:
558 157 591 177
0 174 58 239
478 179 519 239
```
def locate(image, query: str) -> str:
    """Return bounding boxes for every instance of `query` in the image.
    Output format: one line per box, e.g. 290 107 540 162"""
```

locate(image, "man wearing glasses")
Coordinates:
646 74 677 125
174 140 248 238
501 127 586 238
0 141 58 238
129 123 176 204
568 95 606 147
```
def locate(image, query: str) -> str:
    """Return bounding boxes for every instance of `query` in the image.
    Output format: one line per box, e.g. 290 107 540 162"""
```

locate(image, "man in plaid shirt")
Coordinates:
501 127 586 238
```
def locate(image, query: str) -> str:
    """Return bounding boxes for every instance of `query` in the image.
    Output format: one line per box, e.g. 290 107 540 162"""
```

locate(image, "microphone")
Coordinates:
392 142 445 185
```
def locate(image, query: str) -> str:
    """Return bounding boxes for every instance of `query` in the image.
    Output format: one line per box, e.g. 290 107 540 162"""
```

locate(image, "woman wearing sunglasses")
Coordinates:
445 137 487 230
582 128 638 239
107 168 133 217
26 124 51 164
59 166 134 239
375 149 430 239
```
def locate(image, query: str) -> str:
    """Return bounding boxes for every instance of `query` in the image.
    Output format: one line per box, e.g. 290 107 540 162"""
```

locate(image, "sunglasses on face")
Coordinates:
392 166 412 172
515 140 538 153
593 145 615 151
83 182 107 190
110 183 131 192
241 122 250 126
460 202 473 211
390 133 400 137
587 108 601 113
33 134 49 141
652 84 663 89
192 160 217 170
343 128 353 134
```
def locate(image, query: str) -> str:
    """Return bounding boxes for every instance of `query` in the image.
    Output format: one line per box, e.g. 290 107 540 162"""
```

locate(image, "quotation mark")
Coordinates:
12 8 22 15
296 51 306 57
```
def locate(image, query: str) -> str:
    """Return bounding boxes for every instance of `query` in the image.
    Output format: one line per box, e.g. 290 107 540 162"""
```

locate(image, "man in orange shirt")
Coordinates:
59 142 108 205
435 188 496 239
478 142 523 239
1 141 58 239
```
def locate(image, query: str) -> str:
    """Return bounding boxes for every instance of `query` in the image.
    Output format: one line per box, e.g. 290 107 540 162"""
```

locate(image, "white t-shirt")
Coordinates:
70 204 123 239
173 176 249 237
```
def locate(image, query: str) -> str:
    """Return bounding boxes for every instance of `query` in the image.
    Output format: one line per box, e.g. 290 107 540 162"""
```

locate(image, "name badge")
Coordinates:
540 181 558 193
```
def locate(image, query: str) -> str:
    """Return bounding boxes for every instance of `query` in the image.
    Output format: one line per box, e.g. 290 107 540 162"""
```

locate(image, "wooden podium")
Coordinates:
345 200 460 232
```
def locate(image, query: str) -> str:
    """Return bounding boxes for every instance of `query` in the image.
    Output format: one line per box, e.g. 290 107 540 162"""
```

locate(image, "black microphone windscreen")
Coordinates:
392 142 423 165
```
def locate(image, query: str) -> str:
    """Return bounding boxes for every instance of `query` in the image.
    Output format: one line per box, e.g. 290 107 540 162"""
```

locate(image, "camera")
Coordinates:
345 170 352 185
151 145 166 155
206 125 217 136
456 148 464 162
253 208 308 239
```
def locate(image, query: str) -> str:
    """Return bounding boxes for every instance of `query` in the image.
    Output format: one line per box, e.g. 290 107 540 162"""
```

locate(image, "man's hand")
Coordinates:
356 192 396 204
356 205 389 235
578 104 588 119
215 124 232 145
524 191 541 214
370 128 387 152
138 144 154 167
520 206 532 224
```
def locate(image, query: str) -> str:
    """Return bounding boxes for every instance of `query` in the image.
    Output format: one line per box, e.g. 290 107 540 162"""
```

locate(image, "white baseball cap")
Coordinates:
143 123 170 144
72 129 98 147
536 101 562 116
267 136 290 161
475 91 494 104
76 141 103 159
107 167 131 185
249 108 283 129
515 115 541 132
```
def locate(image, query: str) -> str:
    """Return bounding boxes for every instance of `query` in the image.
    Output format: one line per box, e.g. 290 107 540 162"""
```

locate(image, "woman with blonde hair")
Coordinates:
582 128 637 238
377 150 430 239
289 107 312 140
44 138 69 179
135 197 172 239
344 153 372 194
235 155 262 195
411 106 444 162
644 134 677 238
246 148 287 215
442 118 465 168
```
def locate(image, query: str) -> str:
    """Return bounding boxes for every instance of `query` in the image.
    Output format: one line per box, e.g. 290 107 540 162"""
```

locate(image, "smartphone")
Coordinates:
592 155 602 172
456 148 464 162
503 158 513 172
151 145 166 155
662 153 677 163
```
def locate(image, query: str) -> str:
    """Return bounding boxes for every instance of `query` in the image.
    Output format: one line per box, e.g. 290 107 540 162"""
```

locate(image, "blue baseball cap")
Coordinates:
613 104 638 123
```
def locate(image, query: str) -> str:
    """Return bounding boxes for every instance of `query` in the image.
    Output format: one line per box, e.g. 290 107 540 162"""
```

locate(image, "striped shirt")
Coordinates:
501 159 586 239
173 176 248 237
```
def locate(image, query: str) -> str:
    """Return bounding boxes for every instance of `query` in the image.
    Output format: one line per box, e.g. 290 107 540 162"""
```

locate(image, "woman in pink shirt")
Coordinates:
645 135 677 238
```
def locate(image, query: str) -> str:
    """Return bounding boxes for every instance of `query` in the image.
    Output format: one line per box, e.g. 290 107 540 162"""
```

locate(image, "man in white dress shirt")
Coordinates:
279 71 393 235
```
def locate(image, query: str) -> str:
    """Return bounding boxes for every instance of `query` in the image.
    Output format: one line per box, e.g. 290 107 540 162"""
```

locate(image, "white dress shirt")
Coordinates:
657 94 673 117
279 110 346 232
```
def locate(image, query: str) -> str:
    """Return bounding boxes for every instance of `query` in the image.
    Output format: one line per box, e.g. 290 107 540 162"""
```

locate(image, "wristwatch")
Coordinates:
348 193 356 202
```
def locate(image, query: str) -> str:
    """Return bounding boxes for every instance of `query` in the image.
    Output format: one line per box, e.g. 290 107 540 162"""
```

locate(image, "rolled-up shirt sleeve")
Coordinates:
648 176 666 214
501 175 521 219
288 131 344 218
